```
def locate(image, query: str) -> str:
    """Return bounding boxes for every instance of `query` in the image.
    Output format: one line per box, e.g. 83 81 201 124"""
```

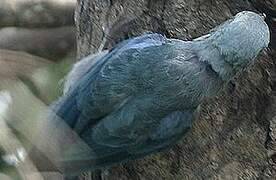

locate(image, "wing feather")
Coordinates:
54 33 168 132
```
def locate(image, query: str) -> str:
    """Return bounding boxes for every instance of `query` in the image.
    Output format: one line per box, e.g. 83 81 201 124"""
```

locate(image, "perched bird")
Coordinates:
43 11 270 174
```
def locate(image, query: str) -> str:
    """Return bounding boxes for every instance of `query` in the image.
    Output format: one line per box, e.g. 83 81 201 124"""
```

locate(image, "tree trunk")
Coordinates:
75 0 276 179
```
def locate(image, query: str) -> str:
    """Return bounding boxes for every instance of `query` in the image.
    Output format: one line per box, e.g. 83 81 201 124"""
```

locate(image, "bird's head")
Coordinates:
196 11 270 80
210 11 270 71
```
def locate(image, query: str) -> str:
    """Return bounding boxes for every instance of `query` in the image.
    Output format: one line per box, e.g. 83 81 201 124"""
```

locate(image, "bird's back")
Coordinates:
48 33 224 174
52 33 170 132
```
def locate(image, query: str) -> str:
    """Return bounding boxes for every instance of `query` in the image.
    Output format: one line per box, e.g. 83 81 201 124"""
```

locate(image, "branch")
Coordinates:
0 26 76 61
0 0 76 27
0 49 52 80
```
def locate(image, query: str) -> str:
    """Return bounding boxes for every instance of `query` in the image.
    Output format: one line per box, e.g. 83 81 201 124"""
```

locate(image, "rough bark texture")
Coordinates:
75 0 276 179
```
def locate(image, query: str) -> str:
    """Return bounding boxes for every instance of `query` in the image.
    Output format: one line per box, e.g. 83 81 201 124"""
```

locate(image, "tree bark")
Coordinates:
75 0 276 179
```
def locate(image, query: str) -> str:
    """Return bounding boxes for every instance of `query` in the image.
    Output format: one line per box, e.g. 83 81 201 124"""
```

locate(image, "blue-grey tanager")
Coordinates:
43 11 270 174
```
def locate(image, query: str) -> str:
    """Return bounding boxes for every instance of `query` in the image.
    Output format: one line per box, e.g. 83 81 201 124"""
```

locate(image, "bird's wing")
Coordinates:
63 33 164 95
56 110 195 175
128 110 195 155
54 33 170 132
91 109 195 153
48 34 201 174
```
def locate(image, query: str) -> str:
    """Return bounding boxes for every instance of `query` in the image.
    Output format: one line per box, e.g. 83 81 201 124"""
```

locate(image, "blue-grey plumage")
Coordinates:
51 11 270 173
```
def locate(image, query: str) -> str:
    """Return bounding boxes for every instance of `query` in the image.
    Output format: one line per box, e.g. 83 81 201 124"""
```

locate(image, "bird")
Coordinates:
39 11 270 175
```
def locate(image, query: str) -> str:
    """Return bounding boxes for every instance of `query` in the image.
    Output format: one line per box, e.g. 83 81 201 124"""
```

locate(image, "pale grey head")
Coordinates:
212 11 270 63
195 11 270 80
